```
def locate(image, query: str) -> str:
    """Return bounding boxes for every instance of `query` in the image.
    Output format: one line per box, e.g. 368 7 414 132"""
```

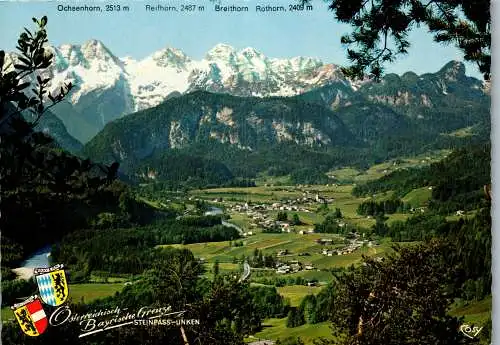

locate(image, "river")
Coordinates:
22 245 51 268
13 245 52 280
15 208 241 280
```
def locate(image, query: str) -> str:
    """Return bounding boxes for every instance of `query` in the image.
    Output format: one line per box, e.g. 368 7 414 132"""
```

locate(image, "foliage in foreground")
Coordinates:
0 16 152 267
322 240 485 345
326 0 490 80
2 247 289 345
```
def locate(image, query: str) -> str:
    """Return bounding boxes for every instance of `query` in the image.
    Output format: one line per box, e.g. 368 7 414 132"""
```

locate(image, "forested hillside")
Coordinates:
352 144 490 213
81 86 488 187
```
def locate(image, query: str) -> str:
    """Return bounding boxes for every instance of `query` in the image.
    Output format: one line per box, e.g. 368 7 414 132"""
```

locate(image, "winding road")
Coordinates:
205 207 251 282
221 220 244 236
205 207 245 236
239 261 251 282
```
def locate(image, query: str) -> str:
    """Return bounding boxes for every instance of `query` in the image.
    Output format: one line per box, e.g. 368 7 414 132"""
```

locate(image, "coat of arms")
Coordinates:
34 264 69 306
11 296 48 336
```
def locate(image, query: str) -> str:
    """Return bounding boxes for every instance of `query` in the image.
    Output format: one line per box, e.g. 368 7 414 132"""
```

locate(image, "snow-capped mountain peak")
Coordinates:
150 47 191 68
45 40 125 103
6 40 351 112
205 43 237 61
240 47 263 58
55 40 118 68
3 41 359 141
120 56 136 66
81 39 115 60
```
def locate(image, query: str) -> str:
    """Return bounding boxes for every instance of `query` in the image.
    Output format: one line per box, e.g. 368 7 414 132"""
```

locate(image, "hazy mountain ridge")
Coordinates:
29 110 83 153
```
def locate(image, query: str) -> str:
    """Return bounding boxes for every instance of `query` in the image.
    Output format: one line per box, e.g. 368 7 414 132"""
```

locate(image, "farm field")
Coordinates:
151 158 458 345
65 283 124 304
326 150 449 184
162 233 341 261
449 296 492 325
1 308 14 322
191 185 354 204
277 285 323 307
402 187 433 206
161 234 388 268
249 318 333 345
164 177 419 295
191 183 414 233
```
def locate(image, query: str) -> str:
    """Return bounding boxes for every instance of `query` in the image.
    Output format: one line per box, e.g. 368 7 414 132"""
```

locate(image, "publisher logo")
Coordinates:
459 324 483 339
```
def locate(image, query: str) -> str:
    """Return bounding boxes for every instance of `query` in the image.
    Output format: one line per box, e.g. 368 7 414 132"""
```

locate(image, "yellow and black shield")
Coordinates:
11 296 48 336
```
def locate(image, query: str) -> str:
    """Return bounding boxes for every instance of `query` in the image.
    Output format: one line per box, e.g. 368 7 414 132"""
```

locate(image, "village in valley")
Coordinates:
193 183 386 277
122 153 472 344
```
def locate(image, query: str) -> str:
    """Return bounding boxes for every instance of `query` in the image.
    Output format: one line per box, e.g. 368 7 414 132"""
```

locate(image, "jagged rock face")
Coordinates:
80 70 489 178
355 61 488 118
82 91 357 167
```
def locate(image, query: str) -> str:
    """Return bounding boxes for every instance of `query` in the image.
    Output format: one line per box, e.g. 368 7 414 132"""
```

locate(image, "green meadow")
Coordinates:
249 318 333 344
277 285 323 307
67 283 125 304
449 296 492 326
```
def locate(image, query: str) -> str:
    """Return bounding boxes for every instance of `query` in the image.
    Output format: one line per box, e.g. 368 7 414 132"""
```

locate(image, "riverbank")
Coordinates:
206 207 244 236
12 267 34 280
12 245 51 280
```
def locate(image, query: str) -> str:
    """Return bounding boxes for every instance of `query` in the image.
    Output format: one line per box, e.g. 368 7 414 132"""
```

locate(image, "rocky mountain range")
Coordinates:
5 40 367 142
4 40 490 180
81 76 489 183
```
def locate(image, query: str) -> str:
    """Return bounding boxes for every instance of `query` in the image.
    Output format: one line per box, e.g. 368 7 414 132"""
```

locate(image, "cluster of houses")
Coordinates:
275 260 316 274
321 245 361 256
224 192 334 232
270 192 333 207
316 233 379 256
297 229 316 235
275 250 316 274
316 238 361 256
227 202 303 232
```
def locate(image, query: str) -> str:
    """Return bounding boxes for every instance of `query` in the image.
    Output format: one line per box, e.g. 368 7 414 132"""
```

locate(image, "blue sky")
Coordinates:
0 0 482 78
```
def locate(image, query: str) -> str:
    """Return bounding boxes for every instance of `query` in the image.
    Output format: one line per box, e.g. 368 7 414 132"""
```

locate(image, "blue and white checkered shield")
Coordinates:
34 265 68 307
